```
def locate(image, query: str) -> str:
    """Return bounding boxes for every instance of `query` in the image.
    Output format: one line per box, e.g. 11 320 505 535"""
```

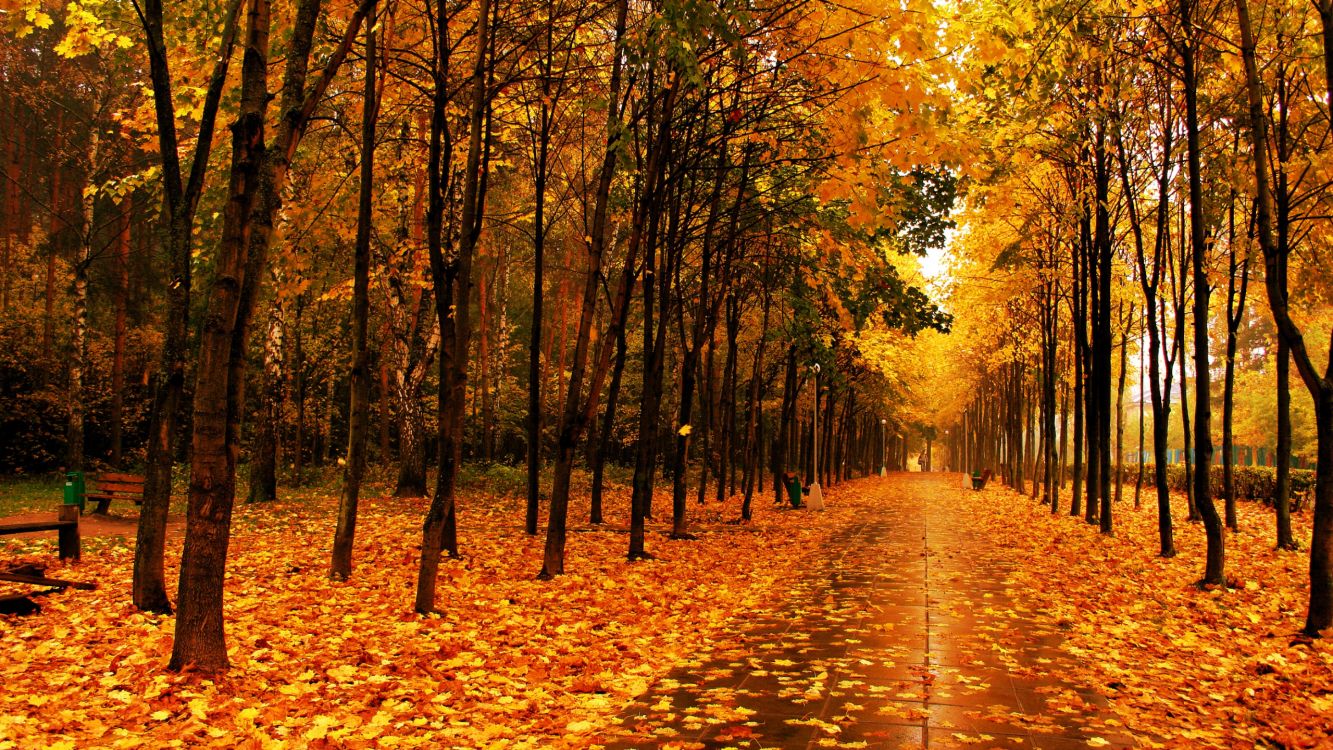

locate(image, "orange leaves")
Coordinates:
0 479 847 746
977 483 1333 748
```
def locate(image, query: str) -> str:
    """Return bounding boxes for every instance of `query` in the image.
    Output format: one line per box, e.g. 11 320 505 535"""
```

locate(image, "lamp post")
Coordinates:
809 363 824 511
880 418 888 477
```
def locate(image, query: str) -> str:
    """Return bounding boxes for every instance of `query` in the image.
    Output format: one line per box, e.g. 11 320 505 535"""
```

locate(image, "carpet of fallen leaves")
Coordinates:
4 474 1331 749
977 482 1333 749
0 480 841 749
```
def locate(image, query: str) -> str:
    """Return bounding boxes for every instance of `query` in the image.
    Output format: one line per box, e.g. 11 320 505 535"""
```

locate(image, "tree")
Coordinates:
331 0 379 581
415 0 494 612
1235 0 1333 636
171 0 372 670
130 0 244 614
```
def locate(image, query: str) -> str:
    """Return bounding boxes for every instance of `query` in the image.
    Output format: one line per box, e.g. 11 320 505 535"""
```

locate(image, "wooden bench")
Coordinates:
970 469 993 491
0 506 80 560
0 563 94 615
85 472 146 515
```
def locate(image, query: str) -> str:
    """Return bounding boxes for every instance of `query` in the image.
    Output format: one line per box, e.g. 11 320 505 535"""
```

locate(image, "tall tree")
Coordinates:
132 0 244 614
331 0 379 581
416 0 494 612
1237 0 1333 636
1177 0 1223 585
171 0 371 670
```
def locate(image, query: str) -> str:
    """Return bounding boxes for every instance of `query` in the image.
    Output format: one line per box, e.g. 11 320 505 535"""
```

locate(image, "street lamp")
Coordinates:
808 363 824 511
880 418 888 477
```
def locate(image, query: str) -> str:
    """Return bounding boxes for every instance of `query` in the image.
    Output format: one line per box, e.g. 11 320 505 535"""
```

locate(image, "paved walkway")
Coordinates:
603 473 1141 749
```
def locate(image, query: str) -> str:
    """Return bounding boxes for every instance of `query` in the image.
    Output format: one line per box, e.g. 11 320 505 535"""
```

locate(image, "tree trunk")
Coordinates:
395 396 429 496
716 293 739 502
772 347 797 504
698 330 717 503
525 18 555 535
170 0 275 672
1092 125 1115 532
1178 299 1196 521
247 305 284 503
1071 208 1086 519
1180 0 1224 581
44 110 62 373
1058 382 1067 499
590 324 628 525
1114 305 1129 509
1237 0 1333 632
669 137 735 537
171 0 369 666
1136 315 1145 509
417 0 492 611
331 5 377 581
1277 341 1296 548
537 0 632 574
628 98 674 561
111 206 131 468
1223 195 1247 532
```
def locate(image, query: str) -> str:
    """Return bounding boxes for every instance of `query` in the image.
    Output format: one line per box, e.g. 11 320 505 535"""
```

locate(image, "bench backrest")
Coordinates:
88 474 146 494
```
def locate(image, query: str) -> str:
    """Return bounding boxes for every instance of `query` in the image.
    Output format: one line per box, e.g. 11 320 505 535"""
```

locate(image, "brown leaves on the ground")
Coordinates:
0 484 832 748
978 484 1333 749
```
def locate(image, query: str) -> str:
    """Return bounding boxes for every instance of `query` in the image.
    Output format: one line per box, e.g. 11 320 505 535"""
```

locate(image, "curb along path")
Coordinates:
601 473 1143 750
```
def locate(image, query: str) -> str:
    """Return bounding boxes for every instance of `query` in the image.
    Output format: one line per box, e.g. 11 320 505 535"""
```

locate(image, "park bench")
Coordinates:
970 469 993 491
0 505 80 561
0 562 94 615
85 472 146 515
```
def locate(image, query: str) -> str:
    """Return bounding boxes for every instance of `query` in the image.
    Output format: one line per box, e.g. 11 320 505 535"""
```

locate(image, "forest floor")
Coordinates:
0 471 1329 748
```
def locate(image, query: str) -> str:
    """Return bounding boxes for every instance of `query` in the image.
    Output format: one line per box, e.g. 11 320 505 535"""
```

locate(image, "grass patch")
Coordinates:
0 475 65 516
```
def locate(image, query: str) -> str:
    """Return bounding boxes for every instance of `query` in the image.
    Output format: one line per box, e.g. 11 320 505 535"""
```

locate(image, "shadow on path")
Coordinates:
598 473 1143 749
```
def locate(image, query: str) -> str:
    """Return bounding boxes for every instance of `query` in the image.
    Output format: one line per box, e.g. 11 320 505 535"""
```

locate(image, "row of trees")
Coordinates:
929 0 1332 637
3 0 962 671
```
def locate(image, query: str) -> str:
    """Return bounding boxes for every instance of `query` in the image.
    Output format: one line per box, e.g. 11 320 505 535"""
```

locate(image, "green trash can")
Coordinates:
64 471 86 511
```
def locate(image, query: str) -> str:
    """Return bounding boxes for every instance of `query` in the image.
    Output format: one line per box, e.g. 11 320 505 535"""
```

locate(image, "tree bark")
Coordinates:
111 205 131 468
525 4 558 536
170 0 274 672
1180 0 1223 581
1237 0 1333 632
772 347 797 504
331 4 377 581
1222 188 1248 533
538 0 633 573
740 290 769 521
590 325 628 525
247 304 284 503
171 0 370 667
417 0 493 612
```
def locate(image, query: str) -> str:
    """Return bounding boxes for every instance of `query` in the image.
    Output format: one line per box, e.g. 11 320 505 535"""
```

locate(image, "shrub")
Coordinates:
1120 463 1314 505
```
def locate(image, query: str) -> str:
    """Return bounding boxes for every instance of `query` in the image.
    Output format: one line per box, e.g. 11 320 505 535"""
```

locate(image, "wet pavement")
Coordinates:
600 473 1143 749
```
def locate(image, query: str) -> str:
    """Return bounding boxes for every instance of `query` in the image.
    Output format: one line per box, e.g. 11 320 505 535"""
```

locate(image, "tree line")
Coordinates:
2 0 957 672
933 0 1333 639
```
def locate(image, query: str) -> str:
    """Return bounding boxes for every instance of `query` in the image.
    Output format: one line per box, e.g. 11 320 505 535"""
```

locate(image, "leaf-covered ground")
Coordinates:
598 472 1147 750
976 480 1332 749
2 473 1330 749
0 478 842 748
593 475 1329 750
